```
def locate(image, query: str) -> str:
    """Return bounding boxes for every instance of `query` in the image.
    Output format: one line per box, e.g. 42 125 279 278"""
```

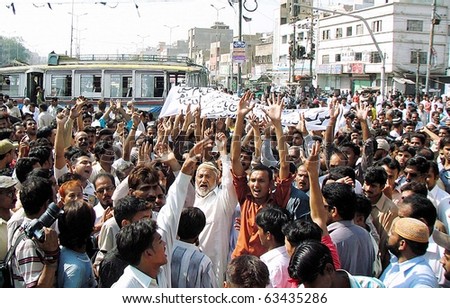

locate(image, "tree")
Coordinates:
0 36 31 66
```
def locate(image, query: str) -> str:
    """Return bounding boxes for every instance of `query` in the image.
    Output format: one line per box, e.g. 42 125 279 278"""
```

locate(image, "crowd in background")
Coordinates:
0 87 449 289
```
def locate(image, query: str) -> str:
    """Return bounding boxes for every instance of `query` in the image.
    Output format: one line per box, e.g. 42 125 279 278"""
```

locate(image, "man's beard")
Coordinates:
386 240 401 258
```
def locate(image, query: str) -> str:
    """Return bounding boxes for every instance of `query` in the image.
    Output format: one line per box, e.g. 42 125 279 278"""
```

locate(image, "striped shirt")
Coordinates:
171 240 217 288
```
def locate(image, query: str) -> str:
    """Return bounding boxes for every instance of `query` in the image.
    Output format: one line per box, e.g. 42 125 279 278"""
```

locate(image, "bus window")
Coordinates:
81 74 101 97
50 75 72 97
0 74 20 97
111 75 132 97
141 74 154 97
154 76 164 98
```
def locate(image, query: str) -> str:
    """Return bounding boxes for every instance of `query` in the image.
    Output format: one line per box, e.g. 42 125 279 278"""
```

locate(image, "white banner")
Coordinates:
160 87 334 131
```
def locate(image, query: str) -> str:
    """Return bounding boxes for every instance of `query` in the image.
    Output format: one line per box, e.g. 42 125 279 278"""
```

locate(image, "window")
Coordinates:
141 75 164 98
297 32 304 41
356 24 363 35
282 35 288 44
0 74 21 96
335 54 341 62
407 20 423 32
346 26 353 37
372 20 382 33
322 30 330 40
50 75 72 97
80 75 101 96
110 75 132 97
355 52 362 61
370 52 382 63
336 28 343 38
410 51 427 64
322 54 330 64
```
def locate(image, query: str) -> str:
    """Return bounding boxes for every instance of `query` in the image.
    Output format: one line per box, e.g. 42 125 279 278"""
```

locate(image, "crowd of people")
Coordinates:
0 88 449 289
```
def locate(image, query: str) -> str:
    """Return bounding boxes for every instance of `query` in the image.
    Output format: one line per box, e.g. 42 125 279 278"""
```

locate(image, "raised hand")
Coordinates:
237 90 255 116
189 138 213 159
137 141 152 166
304 140 321 176
215 132 227 153
154 142 175 163
131 112 140 127
329 100 340 121
355 102 369 122
262 93 283 123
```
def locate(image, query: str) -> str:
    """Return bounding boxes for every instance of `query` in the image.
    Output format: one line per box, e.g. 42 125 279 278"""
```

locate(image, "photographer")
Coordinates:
10 176 60 288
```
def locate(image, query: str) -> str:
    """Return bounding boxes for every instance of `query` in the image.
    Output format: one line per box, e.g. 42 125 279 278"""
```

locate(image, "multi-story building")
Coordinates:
315 0 450 95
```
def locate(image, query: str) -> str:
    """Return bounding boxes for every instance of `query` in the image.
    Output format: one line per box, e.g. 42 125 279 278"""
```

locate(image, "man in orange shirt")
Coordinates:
230 91 293 258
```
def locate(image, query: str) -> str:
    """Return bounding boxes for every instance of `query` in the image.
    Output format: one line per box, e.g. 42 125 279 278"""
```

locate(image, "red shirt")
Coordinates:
231 171 293 258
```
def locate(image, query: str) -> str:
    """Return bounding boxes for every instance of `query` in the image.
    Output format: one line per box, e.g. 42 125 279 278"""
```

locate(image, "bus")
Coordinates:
0 52 209 110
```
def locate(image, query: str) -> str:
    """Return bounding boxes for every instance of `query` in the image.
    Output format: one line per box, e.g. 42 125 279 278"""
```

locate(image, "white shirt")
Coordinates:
260 246 291 288
194 155 238 287
156 171 192 288
112 265 158 288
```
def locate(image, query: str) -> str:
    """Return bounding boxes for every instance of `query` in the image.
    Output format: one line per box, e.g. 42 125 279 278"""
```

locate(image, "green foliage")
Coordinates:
0 36 31 66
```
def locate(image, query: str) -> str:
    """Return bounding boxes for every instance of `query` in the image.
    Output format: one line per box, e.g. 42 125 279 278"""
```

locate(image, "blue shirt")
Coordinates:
57 246 97 288
380 255 439 288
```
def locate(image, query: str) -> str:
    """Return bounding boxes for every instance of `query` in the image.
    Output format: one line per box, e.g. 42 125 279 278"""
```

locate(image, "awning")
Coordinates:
393 77 416 85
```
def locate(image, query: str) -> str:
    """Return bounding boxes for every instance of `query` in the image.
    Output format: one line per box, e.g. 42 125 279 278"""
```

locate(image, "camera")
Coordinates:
24 202 63 242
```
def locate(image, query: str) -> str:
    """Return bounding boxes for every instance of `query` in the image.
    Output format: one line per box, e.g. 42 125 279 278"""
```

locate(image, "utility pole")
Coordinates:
291 22 297 84
308 16 314 82
415 49 421 101
237 0 242 95
425 0 438 95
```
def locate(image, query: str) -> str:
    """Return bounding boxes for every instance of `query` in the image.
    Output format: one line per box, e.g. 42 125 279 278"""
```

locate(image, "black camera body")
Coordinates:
24 202 63 242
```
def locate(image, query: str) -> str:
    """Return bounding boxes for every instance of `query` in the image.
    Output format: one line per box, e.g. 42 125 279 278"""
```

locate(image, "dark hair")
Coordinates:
28 146 52 166
177 207 206 240
83 126 97 134
322 182 356 220
410 132 426 146
15 157 40 183
19 176 53 216
282 219 322 247
92 173 116 189
340 142 360 157
429 161 439 177
288 241 334 285
403 238 429 256
58 172 83 186
39 103 48 112
364 166 388 187
375 156 401 173
68 148 91 164
114 195 151 228
58 200 95 249
416 147 434 161
116 219 159 266
397 144 417 157
400 181 428 196
27 167 53 180
401 194 437 230
439 136 450 149
250 164 273 182
405 155 430 176
255 207 291 244
94 140 114 161
326 165 356 183
354 194 372 220
36 126 54 140
226 255 270 288
128 165 159 190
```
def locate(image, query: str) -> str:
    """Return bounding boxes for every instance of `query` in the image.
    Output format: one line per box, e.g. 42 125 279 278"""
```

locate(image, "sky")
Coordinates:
0 0 280 56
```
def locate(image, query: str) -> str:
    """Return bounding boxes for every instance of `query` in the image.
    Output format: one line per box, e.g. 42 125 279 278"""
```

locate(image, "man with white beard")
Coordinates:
194 132 238 287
